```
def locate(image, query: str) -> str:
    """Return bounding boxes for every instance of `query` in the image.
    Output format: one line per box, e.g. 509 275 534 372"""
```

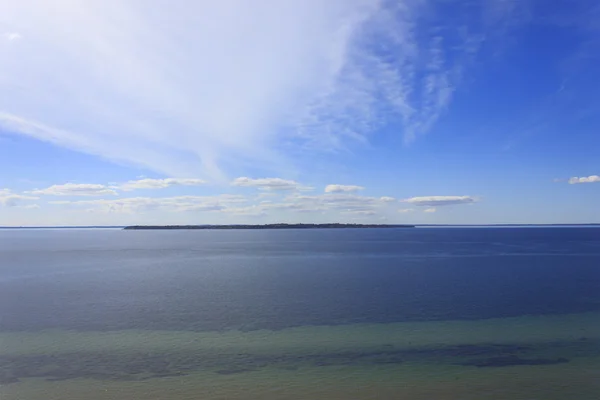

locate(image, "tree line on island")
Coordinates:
124 223 415 230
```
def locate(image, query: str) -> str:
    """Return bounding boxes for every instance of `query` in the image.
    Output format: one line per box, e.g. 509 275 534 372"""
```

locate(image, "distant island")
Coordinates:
124 223 415 230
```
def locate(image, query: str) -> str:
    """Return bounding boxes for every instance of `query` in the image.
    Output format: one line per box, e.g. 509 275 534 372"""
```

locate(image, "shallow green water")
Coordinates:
2 312 599 399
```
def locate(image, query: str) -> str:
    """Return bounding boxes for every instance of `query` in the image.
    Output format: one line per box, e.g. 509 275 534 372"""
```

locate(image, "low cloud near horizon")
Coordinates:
1 176 480 225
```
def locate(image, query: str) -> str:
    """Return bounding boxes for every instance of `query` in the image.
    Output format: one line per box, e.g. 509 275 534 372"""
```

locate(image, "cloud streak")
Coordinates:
325 184 365 193
0 1 520 177
279 192 393 214
402 195 477 207
29 183 118 196
0 189 38 206
120 178 206 191
50 194 246 214
2 32 22 41
232 177 310 191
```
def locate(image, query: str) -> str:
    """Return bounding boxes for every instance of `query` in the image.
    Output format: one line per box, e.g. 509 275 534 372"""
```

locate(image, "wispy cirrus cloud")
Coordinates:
568 175 600 184
0 1 522 178
28 183 118 196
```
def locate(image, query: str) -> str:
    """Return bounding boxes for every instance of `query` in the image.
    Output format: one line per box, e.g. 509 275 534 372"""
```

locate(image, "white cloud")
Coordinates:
0 1 518 177
380 196 395 202
423 208 437 213
402 195 477 207
120 178 206 191
568 175 600 184
398 208 414 213
29 183 118 196
232 177 310 191
2 32 22 41
0 189 38 206
324 184 364 193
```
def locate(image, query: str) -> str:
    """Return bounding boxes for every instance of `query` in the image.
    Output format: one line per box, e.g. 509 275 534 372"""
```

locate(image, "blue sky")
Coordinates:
0 0 598 226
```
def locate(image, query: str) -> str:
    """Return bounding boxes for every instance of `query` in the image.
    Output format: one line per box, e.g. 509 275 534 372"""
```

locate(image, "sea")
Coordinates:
0 227 599 399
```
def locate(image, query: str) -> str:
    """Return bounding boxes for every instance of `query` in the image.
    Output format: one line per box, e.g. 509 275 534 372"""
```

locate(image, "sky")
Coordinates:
0 0 599 226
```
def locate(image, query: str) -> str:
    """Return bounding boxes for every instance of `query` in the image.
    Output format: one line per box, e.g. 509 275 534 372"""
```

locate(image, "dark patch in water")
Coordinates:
0 375 19 385
215 368 255 375
462 356 569 368
0 339 593 384
150 372 188 379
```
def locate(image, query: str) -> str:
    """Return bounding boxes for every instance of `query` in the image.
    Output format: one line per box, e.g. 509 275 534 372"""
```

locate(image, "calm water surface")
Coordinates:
1 228 599 399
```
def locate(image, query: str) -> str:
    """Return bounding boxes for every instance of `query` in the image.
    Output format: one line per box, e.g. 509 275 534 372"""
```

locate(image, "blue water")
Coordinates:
1 227 599 332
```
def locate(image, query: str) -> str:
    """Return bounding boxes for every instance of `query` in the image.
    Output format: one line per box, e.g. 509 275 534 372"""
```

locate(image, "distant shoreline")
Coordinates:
123 223 415 230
